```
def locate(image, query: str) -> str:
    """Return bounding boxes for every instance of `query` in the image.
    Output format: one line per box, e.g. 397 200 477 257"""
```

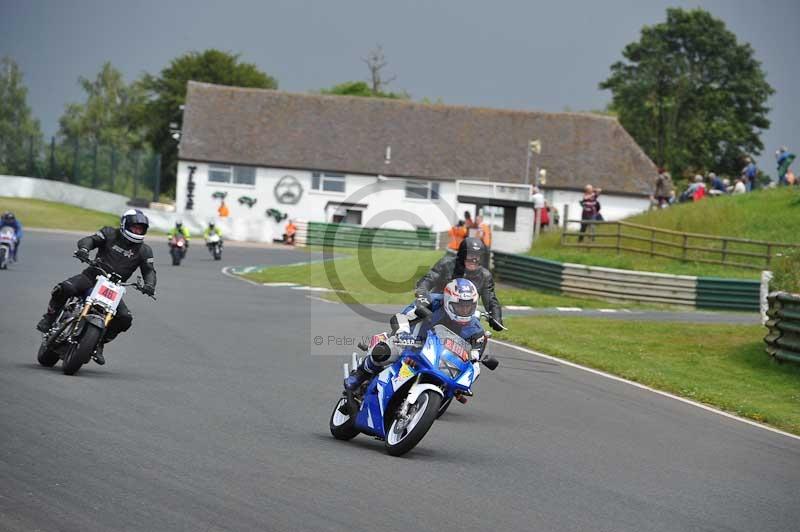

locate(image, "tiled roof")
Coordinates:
180 81 657 195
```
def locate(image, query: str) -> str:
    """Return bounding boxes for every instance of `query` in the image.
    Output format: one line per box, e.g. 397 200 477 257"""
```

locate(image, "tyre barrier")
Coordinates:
493 251 761 311
764 292 800 364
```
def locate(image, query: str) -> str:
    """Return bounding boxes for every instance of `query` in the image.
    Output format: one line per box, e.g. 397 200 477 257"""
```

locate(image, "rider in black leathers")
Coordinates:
36 209 157 364
414 237 503 326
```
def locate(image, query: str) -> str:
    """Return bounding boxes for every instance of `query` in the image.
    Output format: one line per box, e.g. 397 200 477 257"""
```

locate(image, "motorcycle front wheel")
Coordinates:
36 336 59 367
385 390 442 456
436 396 454 419
171 247 182 266
63 324 102 375
0 247 7 269
329 397 359 440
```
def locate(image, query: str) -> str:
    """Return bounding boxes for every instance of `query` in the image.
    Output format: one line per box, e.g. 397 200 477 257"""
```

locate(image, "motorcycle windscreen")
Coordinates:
431 325 474 387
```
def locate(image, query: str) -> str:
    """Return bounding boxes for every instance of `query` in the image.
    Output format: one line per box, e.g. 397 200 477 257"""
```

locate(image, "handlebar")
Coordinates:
74 253 156 300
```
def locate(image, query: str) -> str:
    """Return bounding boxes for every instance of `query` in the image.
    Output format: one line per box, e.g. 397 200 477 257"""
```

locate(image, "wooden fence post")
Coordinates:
721 239 728 264
616 222 621 254
561 204 569 245
682 235 688 260
650 229 655 257
766 244 772 266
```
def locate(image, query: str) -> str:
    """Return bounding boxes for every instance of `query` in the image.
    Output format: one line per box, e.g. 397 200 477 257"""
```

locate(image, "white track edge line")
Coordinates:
492 339 800 442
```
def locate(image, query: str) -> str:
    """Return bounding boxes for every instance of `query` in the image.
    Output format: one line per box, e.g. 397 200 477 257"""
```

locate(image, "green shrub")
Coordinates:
771 250 800 294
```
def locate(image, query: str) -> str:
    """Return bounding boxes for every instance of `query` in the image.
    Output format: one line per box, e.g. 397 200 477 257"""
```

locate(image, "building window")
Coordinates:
208 165 256 186
312 172 346 193
405 180 440 200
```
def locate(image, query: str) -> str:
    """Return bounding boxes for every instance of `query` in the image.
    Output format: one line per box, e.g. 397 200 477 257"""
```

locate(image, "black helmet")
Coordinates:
176 219 183 228
2 212 15 224
120 209 149 243
457 237 485 266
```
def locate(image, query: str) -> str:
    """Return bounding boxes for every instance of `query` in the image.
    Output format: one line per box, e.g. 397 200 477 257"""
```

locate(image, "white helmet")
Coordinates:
120 209 149 243
443 278 479 324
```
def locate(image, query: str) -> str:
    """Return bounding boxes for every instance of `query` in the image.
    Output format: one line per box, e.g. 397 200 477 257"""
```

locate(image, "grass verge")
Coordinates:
497 315 800 435
243 247 678 310
1 196 119 232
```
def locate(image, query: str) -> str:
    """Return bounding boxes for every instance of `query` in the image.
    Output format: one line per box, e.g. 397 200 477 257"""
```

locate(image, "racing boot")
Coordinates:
92 342 106 365
344 350 385 391
36 311 57 333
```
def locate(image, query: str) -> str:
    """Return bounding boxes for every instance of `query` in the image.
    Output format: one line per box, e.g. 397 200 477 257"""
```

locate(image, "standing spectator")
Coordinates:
732 177 747 194
776 147 796 186
708 173 726 196
578 185 601 243
539 201 551 230
464 210 479 238
447 220 467 252
742 157 758 191
475 215 492 268
218 200 230 218
531 186 545 230
654 169 672 207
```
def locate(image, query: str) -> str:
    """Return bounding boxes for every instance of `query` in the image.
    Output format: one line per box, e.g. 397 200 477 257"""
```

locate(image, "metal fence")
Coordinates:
10 135 162 202
301 221 437 250
764 292 800 364
560 209 798 271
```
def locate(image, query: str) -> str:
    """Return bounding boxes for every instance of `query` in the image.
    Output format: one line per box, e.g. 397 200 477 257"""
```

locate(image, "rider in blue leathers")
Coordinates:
345 278 486 390
1 212 23 261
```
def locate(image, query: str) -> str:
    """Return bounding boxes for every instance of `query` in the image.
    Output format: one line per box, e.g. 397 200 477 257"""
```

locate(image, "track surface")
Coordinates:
1 232 798 532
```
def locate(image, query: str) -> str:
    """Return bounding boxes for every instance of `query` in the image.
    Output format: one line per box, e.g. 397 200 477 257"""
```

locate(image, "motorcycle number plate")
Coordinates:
89 277 125 311
98 285 118 301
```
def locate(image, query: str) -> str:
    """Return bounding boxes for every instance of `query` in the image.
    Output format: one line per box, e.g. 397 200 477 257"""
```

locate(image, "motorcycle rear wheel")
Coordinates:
329 397 359 440
385 390 442 456
63 324 102 375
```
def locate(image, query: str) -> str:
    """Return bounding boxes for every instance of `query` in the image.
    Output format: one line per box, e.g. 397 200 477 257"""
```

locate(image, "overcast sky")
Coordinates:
2 0 798 174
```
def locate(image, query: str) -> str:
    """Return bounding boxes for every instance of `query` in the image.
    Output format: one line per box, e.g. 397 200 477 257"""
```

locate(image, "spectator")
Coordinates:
464 210 480 238
654 169 672 207
447 220 467 252
742 157 758 191
732 177 746 195
708 172 726 196
218 200 230 218
283 219 297 245
578 184 602 243
475 215 492 268
668 189 677 205
531 186 546 230
776 147 796 186
787 169 797 186
551 204 561 227
539 201 551 230
681 175 706 202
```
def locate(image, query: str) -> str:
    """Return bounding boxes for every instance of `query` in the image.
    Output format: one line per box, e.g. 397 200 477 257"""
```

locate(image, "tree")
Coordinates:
0 56 43 176
600 8 774 178
320 80 407 99
363 44 396 94
139 49 278 195
57 62 147 149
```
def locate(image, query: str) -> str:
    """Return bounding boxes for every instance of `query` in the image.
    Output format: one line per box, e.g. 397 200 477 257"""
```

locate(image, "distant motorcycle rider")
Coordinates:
1 211 23 262
35 209 157 365
168 220 191 245
345 278 487 390
415 237 503 328
203 220 222 240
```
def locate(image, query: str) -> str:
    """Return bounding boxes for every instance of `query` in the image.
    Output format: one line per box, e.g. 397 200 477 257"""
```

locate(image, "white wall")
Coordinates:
491 206 535 253
176 161 458 242
549 190 650 230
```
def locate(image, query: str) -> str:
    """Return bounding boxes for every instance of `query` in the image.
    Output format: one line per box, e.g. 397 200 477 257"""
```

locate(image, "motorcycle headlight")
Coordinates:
438 356 462 379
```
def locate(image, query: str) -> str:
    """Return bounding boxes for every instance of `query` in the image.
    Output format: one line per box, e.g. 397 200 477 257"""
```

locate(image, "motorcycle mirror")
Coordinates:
482 356 499 371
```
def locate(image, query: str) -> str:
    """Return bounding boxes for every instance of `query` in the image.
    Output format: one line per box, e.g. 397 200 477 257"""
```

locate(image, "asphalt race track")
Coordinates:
1 231 798 532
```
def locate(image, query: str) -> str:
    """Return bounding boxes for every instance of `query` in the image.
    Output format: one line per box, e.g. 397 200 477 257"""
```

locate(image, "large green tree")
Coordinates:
58 62 147 149
0 56 43 176
600 8 774 178
139 49 278 194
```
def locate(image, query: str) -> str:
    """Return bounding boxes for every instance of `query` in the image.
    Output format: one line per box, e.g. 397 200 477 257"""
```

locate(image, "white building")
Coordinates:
176 82 656 252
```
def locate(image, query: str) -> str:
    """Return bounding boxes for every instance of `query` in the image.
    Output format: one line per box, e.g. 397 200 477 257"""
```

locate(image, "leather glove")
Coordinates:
488 316 505 331
75 248 90 261
415 293 431 309
141 285 156 297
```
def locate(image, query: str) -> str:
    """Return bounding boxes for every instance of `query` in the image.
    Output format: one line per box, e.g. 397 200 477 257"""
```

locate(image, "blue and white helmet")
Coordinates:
443 278 479 324
120 209 149 243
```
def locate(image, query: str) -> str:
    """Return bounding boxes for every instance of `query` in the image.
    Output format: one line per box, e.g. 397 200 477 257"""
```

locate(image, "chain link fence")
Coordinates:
12 135 162 203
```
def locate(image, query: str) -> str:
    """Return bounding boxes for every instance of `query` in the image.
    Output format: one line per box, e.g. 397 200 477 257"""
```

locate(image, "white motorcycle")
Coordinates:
206 233 222 261
37 255 155 375
0 226 17 269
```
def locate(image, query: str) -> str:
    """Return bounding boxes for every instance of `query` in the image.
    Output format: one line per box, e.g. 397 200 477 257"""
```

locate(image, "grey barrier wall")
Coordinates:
493 251 761 311
764 292 800 364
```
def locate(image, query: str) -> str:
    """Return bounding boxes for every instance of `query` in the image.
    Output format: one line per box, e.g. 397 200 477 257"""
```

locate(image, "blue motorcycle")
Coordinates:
329 306 500 456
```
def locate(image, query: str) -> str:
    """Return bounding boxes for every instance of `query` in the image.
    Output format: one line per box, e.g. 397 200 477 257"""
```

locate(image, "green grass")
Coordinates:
243 248 672 310
497 315 800 435
532 187 800 279
1 196 120 232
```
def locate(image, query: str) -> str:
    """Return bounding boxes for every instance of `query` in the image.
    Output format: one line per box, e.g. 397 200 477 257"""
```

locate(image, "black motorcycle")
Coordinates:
37 255 155 375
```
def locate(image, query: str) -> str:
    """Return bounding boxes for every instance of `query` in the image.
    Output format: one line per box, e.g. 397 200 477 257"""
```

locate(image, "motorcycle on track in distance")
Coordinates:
36 255 156 375
206 233 222 261
329 306 500 456
169 235 187 266
0 226 17 270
